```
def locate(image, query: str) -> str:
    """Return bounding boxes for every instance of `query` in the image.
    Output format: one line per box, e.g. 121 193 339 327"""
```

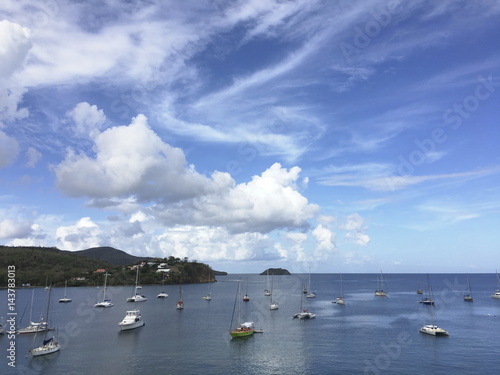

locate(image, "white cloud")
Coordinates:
0 20 32 79
55 217 102 250
66 102 106 138
341 213 370 247
312 224 336 254
0 218 33 239
25 147 42 168
0 130 19 167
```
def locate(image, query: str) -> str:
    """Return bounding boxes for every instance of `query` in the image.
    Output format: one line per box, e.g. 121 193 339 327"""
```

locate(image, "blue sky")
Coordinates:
1 0 500 273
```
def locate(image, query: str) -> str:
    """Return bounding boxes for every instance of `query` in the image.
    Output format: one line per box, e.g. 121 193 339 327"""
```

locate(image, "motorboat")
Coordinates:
118 310 145 331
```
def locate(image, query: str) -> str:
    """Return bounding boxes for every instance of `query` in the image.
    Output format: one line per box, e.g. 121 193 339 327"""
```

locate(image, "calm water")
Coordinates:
1 273 500 374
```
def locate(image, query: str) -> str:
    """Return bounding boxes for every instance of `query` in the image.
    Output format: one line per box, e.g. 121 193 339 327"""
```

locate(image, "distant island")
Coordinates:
0 245 225 288
260 268 291 275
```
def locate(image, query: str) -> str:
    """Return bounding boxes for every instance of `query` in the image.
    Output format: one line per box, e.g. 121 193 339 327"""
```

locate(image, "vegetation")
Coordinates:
260 268 291 275
0 246 218 288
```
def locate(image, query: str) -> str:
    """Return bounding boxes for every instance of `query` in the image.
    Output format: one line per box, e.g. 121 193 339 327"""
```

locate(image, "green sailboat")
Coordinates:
229 279 254 338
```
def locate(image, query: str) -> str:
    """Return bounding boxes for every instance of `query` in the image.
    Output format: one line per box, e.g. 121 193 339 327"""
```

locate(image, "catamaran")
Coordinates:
94 272 114 308
374 270 388 296
127 266 147 302
294 288 315 319
28 287 61 357
229 280 254 338
58 280 72 303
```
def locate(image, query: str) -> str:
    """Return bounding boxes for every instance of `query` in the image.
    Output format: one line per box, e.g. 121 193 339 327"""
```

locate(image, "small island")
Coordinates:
260 268 291 275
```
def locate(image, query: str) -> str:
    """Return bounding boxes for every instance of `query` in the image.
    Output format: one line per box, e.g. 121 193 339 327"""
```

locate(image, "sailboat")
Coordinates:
306 268 316 298
293 287 315 319
419 274 435 305
18 289 54 334
58 280 72 303
127 266 147 302
44 276 49 291
491 270 500 299
94 272 114 308
416 280 423 294
28 287 61 357
157 273 168 298
264 269 271 296
333 273 345 305
419 275 448 336
203 271 212 301
243 278 250 302
176 276 184 310
374 270 388 296
229 280 254 338
269 275 278 310
464 273 473 302
118 309 145 331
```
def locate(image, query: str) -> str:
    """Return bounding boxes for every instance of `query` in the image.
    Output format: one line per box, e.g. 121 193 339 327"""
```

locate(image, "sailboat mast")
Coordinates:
229 280 240 330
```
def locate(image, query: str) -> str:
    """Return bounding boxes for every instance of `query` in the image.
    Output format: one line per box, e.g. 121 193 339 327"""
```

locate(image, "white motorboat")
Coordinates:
374 270 388 296
118 310 145 331
127 267 147 302
28 287 61 357
95 272 114 308
419 324 449 336
59 280 72 303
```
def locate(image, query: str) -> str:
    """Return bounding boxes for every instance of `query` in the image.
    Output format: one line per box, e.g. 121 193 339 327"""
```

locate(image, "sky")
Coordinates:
1 0 500 274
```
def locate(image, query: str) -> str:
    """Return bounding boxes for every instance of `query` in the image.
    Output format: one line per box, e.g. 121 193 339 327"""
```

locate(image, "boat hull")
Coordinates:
419 325 448 336
30 342 61 356
119 321 145 331
374 291 387 296
229 329 254 338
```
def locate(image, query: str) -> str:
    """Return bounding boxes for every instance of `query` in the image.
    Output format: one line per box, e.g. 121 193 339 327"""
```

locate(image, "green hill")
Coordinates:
0 245 217 287
70 246 151 266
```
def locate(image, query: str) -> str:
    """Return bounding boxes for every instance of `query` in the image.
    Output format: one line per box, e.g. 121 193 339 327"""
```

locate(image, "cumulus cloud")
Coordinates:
66 102 106 138
312 224 336 254
56 217 103 250
0 218 33 239
341 213 370 247
54 114 319 235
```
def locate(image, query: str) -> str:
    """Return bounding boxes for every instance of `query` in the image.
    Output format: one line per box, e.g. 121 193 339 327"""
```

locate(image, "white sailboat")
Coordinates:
157 273 168 298
269 275 278 310
463 273 473 302
203 271 212 301
118 310 144 331
127 266 147 302
264 269 271 296
28 287 61 357
176 276 184 310
58 280 72 303
419 275 448 336
492 270 500 299
374 270 388 296
333 273 345 305
419 274 435 305
18 289 54 334
94 272 114 308
306 268 316 298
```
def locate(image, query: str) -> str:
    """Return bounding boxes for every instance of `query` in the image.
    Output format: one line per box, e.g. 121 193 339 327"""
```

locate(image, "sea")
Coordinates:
1 273 500 375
